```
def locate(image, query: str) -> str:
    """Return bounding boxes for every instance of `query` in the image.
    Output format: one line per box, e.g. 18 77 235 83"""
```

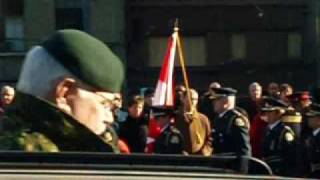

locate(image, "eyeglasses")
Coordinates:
95 93 115 111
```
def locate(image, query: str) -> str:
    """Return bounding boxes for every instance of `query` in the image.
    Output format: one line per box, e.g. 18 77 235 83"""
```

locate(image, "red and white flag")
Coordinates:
152 31 177 107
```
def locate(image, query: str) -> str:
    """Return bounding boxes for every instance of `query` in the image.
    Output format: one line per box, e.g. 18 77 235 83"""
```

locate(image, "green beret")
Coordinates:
41 29 124 93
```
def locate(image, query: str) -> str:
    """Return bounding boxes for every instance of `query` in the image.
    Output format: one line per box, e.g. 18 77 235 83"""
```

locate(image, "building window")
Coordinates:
147 36 206 67
5 16 24 51
230 33 246 60
0 0 24 52
288 32 302 59
55 0 83 30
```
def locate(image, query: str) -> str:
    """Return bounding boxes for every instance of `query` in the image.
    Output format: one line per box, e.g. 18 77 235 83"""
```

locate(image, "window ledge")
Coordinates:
0 52 25 57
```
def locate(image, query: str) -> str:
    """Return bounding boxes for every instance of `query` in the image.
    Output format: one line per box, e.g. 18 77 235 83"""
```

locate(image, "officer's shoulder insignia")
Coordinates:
284 132 294 142
170 135 180 144
234 118 245 127
104 132 113 142
170 126 180 134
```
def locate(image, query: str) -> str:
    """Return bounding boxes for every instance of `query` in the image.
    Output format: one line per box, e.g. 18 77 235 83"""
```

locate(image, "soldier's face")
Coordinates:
66 88 115 135
54 78 116 135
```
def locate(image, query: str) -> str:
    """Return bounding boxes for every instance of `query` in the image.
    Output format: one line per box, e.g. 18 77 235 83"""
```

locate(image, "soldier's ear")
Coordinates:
54 77 77 114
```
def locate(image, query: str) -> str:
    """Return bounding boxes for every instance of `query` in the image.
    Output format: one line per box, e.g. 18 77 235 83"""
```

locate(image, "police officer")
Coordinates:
152 107 184 154
210 87 251 173
210 87 251 156
260 97 297 176
303 103 320 177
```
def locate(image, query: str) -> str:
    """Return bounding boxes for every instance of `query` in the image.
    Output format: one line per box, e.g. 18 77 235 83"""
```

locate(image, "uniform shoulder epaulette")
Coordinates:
102 131 113 143
232 109 249 128
170 126 181 134
283 125 295 142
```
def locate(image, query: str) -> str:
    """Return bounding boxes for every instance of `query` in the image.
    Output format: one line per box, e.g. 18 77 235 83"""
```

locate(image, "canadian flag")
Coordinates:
146 31 177 153
152 31 177 107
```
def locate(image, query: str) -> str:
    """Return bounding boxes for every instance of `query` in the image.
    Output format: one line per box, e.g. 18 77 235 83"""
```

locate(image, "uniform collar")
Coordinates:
268 120 281 130
219 109 231 118
313 128 320 136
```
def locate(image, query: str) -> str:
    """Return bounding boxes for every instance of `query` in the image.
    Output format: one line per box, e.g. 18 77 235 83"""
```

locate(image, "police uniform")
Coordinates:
302 103 320 177
152 107 184 154
260 97 297 176
154 125 184 154
210 88 251 157
212 109 251 156
0 30 124 152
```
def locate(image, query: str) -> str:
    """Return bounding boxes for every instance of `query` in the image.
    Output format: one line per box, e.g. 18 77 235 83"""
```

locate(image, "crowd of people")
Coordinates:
0 29 318 178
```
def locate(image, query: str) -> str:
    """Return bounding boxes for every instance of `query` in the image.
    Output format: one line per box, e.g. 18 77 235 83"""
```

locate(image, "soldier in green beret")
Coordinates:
0 29 124 152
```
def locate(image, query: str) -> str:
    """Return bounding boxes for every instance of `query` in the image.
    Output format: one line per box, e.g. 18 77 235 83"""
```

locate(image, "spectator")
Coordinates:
174 84 186 110
279 83 293 103
174 88 213 156
0 85 15 116
267 82 280 98
238 82 263 121
199 81 221 121
143 87 154 119
119 95 148 153
0 85 15 107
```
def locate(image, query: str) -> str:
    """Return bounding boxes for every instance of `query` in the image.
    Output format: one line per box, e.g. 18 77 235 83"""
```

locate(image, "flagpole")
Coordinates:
174 19 194 113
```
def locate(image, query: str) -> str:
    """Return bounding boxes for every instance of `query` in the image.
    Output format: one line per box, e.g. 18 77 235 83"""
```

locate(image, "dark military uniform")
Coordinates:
303 129 320 178
209 87 252 173
212 109 251 156
301 103 320 177
0 92 118 152
154 125 184 154
261 121 296 176
259 97 298 176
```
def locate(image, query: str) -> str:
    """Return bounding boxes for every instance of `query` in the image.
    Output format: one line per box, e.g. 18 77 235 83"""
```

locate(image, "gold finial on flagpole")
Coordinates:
174 18 179 32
